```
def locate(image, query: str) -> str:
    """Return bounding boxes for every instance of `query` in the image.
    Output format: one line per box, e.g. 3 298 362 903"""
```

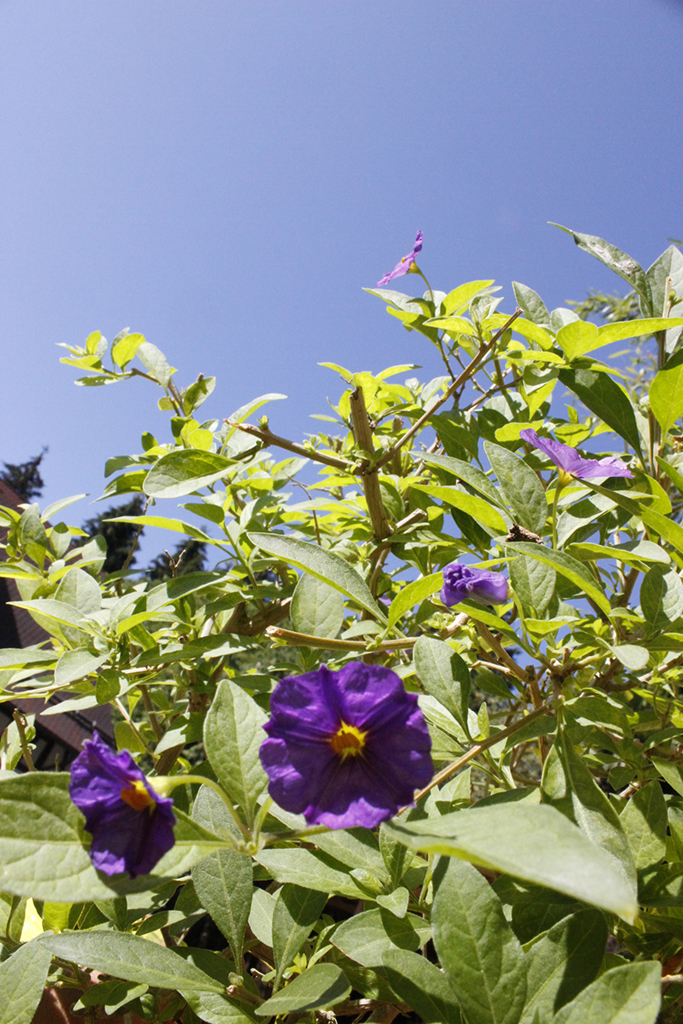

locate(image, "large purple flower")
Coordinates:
70 733 176 877
520 429 633 484
441 563 509 608
376 231 424 287
260 663 432 829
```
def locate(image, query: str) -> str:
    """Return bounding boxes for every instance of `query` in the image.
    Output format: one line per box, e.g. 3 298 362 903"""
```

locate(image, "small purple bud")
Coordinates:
441 563 509 607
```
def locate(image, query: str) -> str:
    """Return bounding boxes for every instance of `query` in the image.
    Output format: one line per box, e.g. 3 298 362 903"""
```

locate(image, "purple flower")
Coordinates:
260 663 432 829
376 231 424 286
441 563 509 607
70 733 176 878
519 429 633 484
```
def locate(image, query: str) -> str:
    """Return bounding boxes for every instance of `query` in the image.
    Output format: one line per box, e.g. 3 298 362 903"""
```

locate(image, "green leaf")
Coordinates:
557 318 683 360
143 450 234 499
412 483 509 534
541 739 636 909
587 480 683 558
380 948 463 1024
19 507 47 570
650 757 683 797
413 636 470 730
248 532 385 621
54 649 108 688
178 950 257 1024
255 963 350 1016
431 857 526 1024
422 452 504 507
111 332 145 368
375 886 409 918
184 375 217 415
388 573 442 629
640 565 683 629
521 910 607 1024
383 803 638 921
255 848 371 900
552 962 661 1024
558 367 642 455
650 348 683 436
503 542 610 615
271 885 328 988
290 573 344 639
332 907 431 967
204 679 268 828
312 828 388 882
441 280 495 315
38 930 223 991
105 515 213 542
512 282 551 327
0 939 52 1024
551 225 651 310
0 773 233 901
55 566 102 614
484 442 548 535
621 782 667 870
192 787 253 966
137 341 172 387
508 554 555 615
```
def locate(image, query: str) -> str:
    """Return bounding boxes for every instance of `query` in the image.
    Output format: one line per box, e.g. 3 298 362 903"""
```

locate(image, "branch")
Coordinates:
376 308 522 470
349 384 393 540
226 421 351 471
266 626 417 651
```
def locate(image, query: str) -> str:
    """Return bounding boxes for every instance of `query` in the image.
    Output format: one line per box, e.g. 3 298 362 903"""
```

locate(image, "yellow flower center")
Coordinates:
120 779 155 812
330 722 367 759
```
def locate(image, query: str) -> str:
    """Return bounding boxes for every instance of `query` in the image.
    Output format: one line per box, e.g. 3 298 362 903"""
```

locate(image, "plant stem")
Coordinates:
157 775 251 841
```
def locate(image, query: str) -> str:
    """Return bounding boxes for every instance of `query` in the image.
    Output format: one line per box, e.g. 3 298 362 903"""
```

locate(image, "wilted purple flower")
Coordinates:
260 663 432 829
376 231 424 287
441 563 509 607
519 429 633 484
70 733 175 877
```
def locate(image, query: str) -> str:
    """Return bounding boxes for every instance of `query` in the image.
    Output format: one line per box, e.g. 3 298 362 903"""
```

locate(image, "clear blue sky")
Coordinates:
1 0 682 556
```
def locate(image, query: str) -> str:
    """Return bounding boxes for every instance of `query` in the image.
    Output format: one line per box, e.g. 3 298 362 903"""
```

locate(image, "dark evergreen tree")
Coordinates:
81 495 145 574
1 449 47 502
147 539 208 580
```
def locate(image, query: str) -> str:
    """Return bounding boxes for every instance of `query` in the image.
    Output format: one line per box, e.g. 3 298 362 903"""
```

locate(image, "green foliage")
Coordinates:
8 228 683 1022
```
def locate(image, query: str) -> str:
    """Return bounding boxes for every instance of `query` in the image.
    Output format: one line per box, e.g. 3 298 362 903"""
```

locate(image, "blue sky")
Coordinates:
1 0 682 557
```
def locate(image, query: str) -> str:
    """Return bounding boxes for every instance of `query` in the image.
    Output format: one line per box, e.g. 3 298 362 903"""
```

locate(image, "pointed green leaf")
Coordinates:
431 857 526 1024
412 483 509 534
0 939 52 1024
255 964 350 1016
204 679 268 828
521 910 607 1024
558 367 642 455
485 442 548 535
144 450 234 499
192 787 253 967
413 636 470 730
552 962 661 1024
248 532 385 621
271 885 328 988
650 348 683 436
503 542 610 615
621 782 667 870
382 803 638 921
380 948 462 1024
291 573 345 639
